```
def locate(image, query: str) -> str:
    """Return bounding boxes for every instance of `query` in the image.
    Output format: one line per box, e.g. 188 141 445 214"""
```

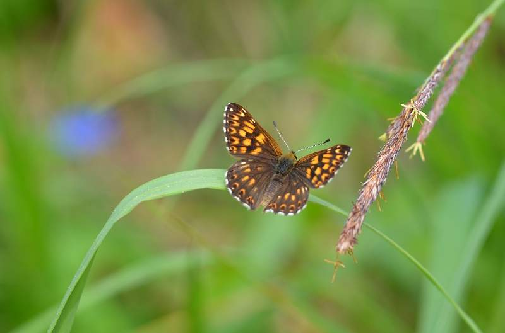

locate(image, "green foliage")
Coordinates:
1 0 505 333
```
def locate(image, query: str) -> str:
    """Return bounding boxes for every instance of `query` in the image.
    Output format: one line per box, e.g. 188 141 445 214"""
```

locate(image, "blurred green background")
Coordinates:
1 0 505 332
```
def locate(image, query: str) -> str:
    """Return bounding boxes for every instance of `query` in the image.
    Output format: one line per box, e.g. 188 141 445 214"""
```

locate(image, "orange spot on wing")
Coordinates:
243 138 252 146
243 121 255 129
256 133 265 144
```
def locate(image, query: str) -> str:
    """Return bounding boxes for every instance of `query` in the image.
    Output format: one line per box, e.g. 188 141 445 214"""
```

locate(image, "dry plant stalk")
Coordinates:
335 17 493 256
408 18 492 160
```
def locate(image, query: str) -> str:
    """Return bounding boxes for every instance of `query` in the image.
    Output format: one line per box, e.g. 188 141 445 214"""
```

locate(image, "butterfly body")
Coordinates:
274 153 297 175
224 103 351 215
259 153 297 207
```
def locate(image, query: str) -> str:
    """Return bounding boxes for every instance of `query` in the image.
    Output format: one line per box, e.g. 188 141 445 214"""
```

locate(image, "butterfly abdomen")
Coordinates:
259 155 294 207
259 177 284 207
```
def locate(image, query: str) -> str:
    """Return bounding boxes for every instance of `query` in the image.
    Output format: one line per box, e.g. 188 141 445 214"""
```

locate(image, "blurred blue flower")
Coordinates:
50 106 119 158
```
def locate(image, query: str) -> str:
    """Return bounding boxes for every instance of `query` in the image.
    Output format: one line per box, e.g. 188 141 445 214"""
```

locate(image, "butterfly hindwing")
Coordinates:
223 103 283 161
295 144 352 188
264 174 309 215
226 159 273 210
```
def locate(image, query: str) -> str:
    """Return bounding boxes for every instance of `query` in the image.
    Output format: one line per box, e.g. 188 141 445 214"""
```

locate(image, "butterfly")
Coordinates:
223 103 351 215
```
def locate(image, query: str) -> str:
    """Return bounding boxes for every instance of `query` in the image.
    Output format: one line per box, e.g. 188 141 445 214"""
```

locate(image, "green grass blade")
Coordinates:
308 196 483 333
428 161 505 332
14 250 212 333
48 261 94 333
308 196 348 217
47 169 225 333
96 59 248 108
47 168 481 333
419 180 483 333
455 161 505 296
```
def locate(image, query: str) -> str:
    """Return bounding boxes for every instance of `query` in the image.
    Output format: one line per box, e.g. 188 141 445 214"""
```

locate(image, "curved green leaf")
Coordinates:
47 169 225 333
47 168 481 333
14 251 211 333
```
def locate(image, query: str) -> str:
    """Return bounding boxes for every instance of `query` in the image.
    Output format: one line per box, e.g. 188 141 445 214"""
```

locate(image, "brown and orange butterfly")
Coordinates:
224 103 351 215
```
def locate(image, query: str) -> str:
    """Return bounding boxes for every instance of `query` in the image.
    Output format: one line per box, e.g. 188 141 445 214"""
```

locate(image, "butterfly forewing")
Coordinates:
226 159 273 210
264 174 309 215
295 144 352 188
223 103 283 161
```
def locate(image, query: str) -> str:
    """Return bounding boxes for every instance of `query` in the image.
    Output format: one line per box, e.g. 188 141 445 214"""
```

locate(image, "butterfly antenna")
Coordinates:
273 121 291 152
295 138 330 153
